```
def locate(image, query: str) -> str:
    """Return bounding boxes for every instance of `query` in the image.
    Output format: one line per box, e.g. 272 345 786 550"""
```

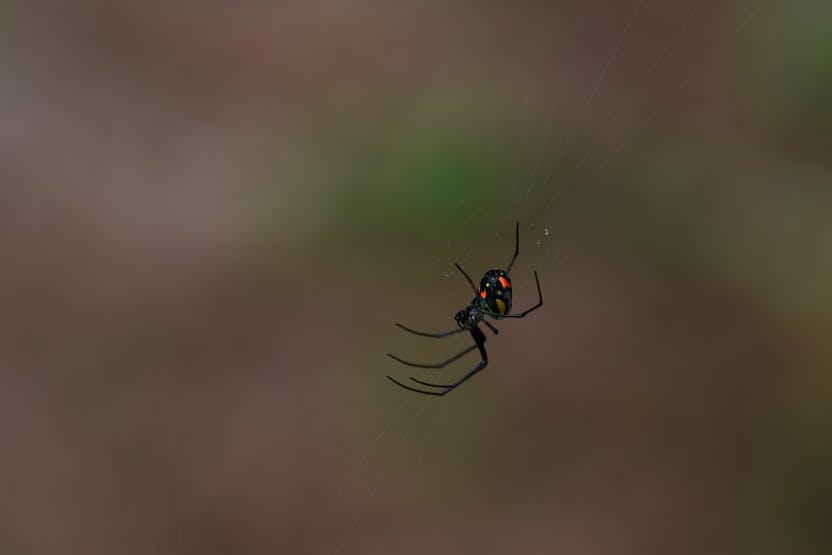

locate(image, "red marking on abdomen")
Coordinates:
498 276 510 289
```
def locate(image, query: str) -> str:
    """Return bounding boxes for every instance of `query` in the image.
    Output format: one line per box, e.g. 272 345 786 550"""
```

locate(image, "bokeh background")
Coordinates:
2 0 831 553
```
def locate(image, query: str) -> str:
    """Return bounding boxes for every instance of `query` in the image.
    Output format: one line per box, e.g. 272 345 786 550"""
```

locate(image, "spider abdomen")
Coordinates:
477 269 512 315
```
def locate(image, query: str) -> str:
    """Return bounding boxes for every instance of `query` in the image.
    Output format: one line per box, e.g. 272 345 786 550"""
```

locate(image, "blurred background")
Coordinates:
1 0 831 553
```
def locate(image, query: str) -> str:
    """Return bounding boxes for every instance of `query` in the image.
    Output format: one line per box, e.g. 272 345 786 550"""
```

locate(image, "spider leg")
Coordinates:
387 326 488 397
408 359 487 389
483 271 543 319
386 375 448 396
481 319 499 335
506 221 520 274
454 262 478 295
394 322 466 338
387 359 487 396
387 343 478 369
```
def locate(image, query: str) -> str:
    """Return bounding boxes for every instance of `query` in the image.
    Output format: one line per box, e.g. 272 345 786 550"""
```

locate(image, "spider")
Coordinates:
387 222 543 396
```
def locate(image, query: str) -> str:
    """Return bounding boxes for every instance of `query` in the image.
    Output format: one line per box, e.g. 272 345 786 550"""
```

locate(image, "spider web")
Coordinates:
315 1 781 553
4 1 822 553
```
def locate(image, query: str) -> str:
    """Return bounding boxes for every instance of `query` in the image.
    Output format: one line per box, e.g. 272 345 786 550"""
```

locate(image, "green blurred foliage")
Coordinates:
737 0 832 151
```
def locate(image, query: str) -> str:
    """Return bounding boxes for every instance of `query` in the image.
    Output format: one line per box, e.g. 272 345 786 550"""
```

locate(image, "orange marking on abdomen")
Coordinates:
480 290 487 299
498 276 510 289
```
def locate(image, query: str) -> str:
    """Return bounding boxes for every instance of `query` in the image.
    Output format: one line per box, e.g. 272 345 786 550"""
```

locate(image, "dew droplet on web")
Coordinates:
536 239 541 245
544 228 550 236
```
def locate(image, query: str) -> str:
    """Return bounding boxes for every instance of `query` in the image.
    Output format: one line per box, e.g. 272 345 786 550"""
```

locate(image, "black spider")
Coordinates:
387 222 543 396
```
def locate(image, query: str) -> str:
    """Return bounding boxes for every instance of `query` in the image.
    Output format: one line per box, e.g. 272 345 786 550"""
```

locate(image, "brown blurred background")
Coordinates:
1 0 830 553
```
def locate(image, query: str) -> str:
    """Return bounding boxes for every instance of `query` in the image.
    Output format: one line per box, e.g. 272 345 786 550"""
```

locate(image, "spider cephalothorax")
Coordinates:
387 223 543 397
454 307 477 329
